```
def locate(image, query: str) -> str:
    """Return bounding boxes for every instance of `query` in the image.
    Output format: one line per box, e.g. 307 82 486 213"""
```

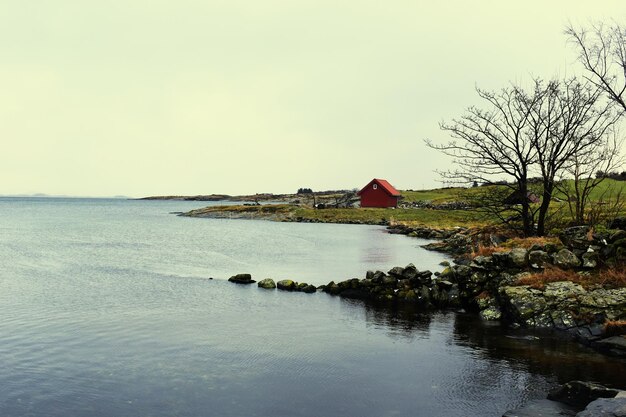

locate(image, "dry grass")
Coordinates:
599 267 626 288
604 320 626 337
515 266 586 289
500 236 562 249
514 265 626 290
470 244 509 258
476 291 491 300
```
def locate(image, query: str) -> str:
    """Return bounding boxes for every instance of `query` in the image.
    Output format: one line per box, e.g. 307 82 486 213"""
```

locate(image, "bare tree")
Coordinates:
555 128 625 225
566 22 626 112
528 78 620 235
426 84 543 236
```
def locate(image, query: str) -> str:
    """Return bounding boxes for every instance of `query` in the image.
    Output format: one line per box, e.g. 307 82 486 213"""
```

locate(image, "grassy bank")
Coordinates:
181 180 626 230
182 203 491 229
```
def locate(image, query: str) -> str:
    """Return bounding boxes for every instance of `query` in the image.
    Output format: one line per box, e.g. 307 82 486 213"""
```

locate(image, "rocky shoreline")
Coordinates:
503 380 626 417
220 222 626 416
223 222 626 358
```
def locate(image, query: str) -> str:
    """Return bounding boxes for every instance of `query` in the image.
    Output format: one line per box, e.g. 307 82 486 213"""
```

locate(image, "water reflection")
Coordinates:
338 297 626 390
339 297 433 340
452 314 626 388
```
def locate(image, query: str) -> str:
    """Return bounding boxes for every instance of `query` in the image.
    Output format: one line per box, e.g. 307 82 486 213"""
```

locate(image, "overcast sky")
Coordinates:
1 1 625 197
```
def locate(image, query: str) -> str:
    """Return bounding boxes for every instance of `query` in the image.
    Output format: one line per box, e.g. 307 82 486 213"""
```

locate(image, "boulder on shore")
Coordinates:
228 273 255 284
277 279 296 291
257 278 276 289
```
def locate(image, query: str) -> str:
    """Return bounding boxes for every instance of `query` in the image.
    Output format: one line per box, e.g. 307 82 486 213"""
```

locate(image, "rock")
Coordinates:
277 279 296 291
454 265 472 279
440 261 451 267
301 284 317 293
560 226 592 250
470 255 493 269
228 273 256 284
257 278 276 289
576 397 626 416
553 249 582 269
593 336 626 357
371 271 386 283
609 217 626 230
480 305 502 321
547 381 622 408
381 275 397 287
609 229 626 243
416 270 433 284
502 399 578 417
402 263 418 280
439 266 456 280
529 250 551 269
543 281 586 303
510 248 528 268
500 286 548 325
388 266 405 277
582 252 599 269
323 281 340 295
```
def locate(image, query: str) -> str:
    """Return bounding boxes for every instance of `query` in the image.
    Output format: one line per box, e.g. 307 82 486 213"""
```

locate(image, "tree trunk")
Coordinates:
536 180 554 236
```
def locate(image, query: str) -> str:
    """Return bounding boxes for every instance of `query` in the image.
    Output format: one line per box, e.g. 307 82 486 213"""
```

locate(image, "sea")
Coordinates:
0 197 624 417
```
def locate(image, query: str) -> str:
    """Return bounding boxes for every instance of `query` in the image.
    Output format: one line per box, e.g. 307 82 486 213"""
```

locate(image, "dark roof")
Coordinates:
357 178 401 197
504 191 540 205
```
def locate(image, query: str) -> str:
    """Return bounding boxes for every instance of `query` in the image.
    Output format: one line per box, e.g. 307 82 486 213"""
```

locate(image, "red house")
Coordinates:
357 179 401 208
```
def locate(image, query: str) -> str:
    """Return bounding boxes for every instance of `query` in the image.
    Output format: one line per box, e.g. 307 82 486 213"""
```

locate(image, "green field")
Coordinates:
184 179 626 231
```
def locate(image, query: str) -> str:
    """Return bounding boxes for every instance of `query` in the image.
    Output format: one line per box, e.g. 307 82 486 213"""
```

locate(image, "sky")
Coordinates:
1 1 625 197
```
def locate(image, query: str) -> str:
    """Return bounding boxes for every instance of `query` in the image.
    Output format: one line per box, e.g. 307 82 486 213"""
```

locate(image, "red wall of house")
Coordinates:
360 186 399 208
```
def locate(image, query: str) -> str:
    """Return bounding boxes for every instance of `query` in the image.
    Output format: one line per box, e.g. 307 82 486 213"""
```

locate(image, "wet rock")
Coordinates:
277 279 296 291
439 266 456 281
323 281 340 295
593 336 626 357
381 275 397 287
480 305 502 321
257 278 276 289
401 263 418 280
300 284 317 293
228 273 256 284
371 271 386 283
388 266 405 278
453 265 472 279
500 286 548 325
553 249 582 269
577 397 626 417
547 380 622 408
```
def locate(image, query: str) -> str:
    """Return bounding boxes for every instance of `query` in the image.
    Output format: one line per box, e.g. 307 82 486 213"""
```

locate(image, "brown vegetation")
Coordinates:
499 236 562 249
514 265 626 290
515 267 587 289
604 320 626 337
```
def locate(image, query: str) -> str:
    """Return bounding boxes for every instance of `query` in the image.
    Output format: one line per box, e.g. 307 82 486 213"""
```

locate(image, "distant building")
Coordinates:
504 190 540 205
357 179 401 208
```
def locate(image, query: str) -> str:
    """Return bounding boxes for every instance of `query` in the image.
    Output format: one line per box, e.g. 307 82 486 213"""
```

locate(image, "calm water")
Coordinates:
0 197 624 417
